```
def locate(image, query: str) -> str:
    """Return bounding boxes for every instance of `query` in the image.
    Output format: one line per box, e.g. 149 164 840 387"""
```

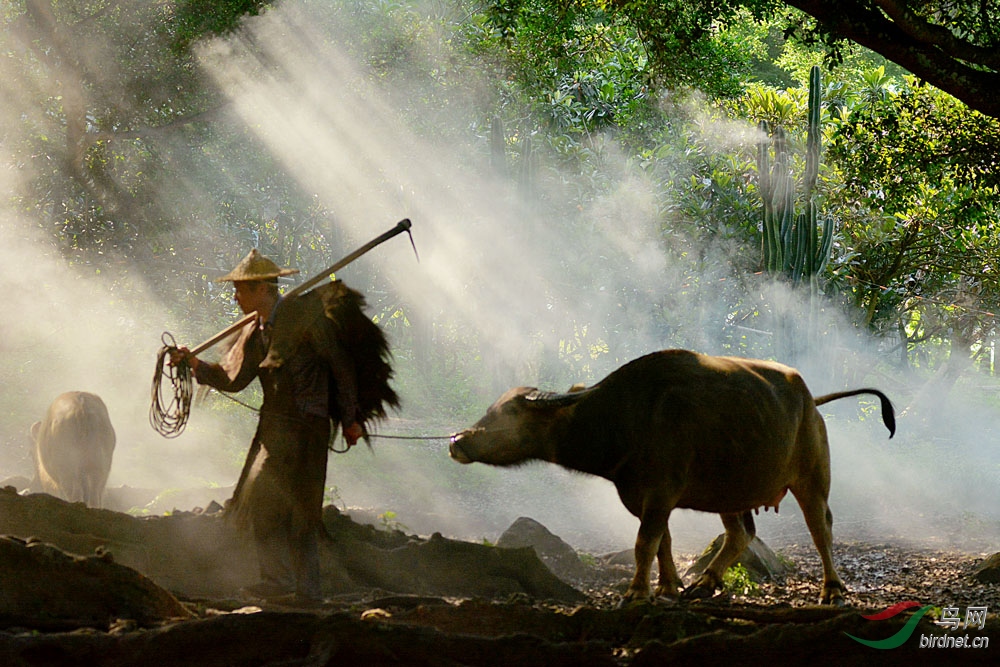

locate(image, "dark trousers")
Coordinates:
249 414 331 600
254 507 323 599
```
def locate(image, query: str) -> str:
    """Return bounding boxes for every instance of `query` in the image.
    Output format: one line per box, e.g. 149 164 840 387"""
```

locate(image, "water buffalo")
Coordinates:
30 391 116 508
449 349 895 605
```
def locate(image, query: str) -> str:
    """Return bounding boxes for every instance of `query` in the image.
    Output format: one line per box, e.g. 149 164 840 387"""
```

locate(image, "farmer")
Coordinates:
170 249 365 605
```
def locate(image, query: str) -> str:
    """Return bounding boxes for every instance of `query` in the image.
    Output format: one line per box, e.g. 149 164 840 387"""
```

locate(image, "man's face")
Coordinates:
233 281 269 315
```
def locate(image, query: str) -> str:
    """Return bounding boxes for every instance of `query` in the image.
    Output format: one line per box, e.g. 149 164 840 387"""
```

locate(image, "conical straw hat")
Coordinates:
214 249 300 282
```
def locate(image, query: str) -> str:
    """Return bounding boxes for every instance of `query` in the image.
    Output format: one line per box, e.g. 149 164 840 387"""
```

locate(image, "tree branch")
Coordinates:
786 0 1000 118
876 0 1000 67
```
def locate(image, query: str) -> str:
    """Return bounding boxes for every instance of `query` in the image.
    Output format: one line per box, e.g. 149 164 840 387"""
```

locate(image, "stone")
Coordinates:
496 517 591 582
684 534 795 584
0 534 191 627
972 552 1000 584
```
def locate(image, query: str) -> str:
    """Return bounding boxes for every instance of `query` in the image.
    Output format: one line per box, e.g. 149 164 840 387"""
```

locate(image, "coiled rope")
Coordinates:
150 330 455 445
149 332 193 438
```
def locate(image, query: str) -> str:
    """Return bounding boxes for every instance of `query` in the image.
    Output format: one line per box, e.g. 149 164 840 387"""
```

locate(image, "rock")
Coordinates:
0 490 583 609
601 549 635 567
0 534 191 628
684 534 794 584
0 488 257 599
324 508 585 603
0 476 32 492
497 517 591 582
972 552 1000 583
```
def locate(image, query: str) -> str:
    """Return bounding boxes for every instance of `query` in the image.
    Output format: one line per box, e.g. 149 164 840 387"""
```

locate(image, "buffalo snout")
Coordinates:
448 431 476 464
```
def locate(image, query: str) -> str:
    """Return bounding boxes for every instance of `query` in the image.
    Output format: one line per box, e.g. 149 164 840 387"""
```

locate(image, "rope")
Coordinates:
150 333 455 445
325 432 451 455
212 387 261 414
149 332 193 438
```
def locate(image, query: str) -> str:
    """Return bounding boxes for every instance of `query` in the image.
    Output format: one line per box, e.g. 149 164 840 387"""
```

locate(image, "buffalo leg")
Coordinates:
624 507 671 602
793 490 846 605
684 511 753 599
652 528 683 599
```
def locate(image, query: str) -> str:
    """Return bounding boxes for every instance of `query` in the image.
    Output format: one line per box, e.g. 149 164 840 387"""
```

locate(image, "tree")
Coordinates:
826 75 1000 382
597 1 1000 118
2 0 343 315
4 0 204 261
783 0 1000 118
200 1 1000 118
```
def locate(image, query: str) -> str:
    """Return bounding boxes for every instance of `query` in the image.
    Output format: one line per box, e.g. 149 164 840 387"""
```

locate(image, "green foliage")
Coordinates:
2 0 345 325
377 510 409 533
602 0 784 97
466 0 658 154
173 0 276 51
825 75 1000 362
722 562 760 596
6 0 1000 447
742 84 804 130
557 323 610 378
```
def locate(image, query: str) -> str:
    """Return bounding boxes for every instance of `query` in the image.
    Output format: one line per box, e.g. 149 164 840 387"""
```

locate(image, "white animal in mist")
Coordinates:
30 391 116 508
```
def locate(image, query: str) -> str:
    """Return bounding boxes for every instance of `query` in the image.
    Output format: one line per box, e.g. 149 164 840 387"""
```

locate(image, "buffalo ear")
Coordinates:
30 421 41 442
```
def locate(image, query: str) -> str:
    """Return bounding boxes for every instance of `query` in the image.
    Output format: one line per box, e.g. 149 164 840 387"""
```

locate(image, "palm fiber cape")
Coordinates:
263 279 400 438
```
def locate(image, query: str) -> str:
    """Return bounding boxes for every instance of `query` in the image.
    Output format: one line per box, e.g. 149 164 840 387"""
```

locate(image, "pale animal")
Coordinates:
30 392 116 508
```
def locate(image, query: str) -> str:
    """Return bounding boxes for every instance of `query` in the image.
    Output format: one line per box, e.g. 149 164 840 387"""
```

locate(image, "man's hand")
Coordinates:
343 422 363 447
168 346 199 371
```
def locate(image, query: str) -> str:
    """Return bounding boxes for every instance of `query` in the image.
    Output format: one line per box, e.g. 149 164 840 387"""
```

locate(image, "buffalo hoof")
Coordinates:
681 572 723 601
820 582 847 606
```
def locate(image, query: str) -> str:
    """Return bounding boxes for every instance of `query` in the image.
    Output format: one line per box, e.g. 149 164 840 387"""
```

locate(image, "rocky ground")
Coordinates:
0 488 996 665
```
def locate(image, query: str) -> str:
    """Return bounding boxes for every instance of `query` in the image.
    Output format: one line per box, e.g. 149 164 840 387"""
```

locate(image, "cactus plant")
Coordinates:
758 65 834 294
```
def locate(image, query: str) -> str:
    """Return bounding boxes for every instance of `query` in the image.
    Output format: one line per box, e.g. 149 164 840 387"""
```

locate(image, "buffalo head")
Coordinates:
449 386 594 466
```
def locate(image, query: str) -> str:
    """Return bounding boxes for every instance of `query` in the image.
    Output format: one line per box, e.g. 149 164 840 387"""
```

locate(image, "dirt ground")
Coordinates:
0 488 996 666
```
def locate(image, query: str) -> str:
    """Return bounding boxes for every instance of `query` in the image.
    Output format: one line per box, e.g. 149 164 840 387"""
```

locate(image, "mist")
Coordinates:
2 0 997 557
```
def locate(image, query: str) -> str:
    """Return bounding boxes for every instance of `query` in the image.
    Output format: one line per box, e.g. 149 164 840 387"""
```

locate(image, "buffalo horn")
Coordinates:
523 387 595 408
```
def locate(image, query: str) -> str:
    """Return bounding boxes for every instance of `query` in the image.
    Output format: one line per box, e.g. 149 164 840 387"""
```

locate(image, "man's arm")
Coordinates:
170 321 261 392
307 332 361 445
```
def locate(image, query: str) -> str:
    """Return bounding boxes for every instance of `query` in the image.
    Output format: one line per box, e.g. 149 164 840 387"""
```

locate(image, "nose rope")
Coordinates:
166 374 514 446
205 390 457 444
219 395 512 442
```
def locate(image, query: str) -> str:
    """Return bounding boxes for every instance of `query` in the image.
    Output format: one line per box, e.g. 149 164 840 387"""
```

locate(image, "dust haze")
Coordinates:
1 0 997 557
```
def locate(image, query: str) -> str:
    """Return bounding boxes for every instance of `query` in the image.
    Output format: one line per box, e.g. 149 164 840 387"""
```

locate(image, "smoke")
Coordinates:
1 0 997 556
0 195 248 491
